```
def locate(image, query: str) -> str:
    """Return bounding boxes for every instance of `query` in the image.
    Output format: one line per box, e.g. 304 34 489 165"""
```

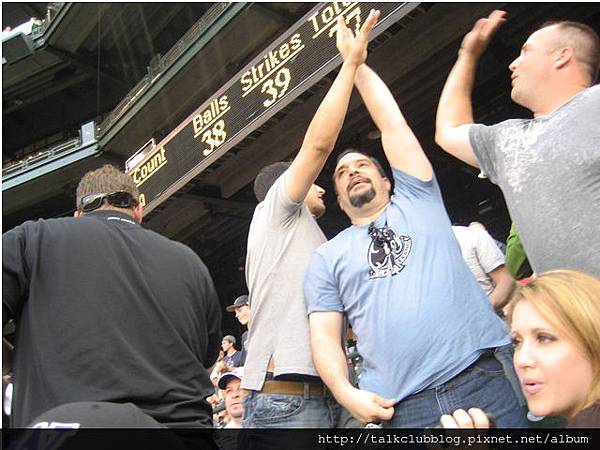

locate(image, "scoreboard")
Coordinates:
126 2 418 214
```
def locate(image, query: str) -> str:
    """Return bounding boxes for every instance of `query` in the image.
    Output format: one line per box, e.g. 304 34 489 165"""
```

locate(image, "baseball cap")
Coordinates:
217 367 244 390
226 295 248 312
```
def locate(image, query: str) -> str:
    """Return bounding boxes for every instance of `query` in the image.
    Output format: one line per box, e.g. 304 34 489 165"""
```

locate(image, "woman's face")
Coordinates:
511 300 594 419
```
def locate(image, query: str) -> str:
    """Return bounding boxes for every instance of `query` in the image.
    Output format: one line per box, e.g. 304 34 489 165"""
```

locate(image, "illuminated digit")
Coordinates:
328 7 362 38
138 193 146 206
212 120 227 146
346 7 362 35
261 79 278 108
274 68 291 99
261 68 292 108
201 120 227 156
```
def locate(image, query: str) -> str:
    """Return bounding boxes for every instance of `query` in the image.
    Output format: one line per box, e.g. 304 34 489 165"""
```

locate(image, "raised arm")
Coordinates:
353 63 432 181
286 10 380 202
435 10 506 167
309 311 395 424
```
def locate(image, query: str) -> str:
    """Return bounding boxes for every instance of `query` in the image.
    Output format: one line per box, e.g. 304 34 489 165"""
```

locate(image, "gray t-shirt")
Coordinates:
242 171 327 391
469 85 600 277
452 226 505 296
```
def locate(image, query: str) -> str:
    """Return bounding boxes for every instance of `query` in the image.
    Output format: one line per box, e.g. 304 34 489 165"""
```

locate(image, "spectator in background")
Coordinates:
2 165 221 429
436 11 600 278
226 295 250 364
217 368 244 429
441 270 600 428
220 335 242 373
505 223 533 281
452 222 514 311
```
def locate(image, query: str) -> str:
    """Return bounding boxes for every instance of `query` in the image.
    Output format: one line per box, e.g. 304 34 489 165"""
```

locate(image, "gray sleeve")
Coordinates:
260 169 303 226
469 124 500 183
474 228 505 274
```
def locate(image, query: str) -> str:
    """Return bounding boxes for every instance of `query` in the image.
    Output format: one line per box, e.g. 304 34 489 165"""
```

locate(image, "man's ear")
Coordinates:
555 47 573 70
383 177 392 194
336 194 345 213
133 203 143 224
74 210 83 218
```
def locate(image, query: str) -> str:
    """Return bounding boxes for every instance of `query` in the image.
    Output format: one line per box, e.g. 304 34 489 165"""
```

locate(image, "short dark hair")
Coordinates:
332 149 389 195
253 161 291 202
540 20 600 82
76 165 139 210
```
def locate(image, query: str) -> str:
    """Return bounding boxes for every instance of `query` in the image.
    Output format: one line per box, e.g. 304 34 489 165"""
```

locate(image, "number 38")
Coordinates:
261 68 291 108
201 120 227 156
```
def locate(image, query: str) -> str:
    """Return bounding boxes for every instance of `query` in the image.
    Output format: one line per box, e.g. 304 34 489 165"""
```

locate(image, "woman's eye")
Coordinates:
536 333 555 344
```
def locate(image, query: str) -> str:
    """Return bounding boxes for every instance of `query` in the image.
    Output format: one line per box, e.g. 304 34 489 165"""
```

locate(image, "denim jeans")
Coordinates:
242 389 339 428
385 350 527 428
494 343 527 409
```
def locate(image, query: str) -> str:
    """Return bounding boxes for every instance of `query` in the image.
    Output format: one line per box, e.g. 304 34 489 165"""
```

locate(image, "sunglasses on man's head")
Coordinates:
79 191 139 212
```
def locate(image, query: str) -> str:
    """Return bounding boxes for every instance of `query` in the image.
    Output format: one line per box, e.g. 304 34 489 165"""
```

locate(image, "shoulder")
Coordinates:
567 401 600 428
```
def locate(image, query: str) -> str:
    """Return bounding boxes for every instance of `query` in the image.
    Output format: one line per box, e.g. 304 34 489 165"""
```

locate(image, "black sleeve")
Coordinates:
2 224 31 327
198 261 221 368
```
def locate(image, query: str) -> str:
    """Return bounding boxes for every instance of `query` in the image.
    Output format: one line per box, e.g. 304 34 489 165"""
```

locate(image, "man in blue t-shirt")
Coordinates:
303 61 526 428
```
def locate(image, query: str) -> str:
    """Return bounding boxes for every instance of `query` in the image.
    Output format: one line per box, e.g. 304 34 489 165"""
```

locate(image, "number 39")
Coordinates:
261 68 291 108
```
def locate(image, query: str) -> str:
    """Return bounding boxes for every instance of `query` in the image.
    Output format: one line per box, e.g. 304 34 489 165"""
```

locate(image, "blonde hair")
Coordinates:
76 164 139 210
506 270 600 414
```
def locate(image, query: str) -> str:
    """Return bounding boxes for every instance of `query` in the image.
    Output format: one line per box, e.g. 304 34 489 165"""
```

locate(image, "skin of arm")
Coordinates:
434 10 506 167
352 64 432 181
286 10 380 203
488 265 515 310
309 311 395 424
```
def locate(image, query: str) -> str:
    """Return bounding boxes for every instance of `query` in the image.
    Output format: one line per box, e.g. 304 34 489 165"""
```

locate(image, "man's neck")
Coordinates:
533 83 588 117
227 348 236 356
350 201 390 226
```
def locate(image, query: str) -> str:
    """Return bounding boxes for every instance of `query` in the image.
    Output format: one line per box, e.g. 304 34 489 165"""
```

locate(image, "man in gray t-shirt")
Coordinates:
436 11 600 277
241 11 380 429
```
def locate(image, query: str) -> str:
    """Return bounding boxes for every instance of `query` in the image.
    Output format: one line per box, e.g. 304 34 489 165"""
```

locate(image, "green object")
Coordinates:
505 223 533 279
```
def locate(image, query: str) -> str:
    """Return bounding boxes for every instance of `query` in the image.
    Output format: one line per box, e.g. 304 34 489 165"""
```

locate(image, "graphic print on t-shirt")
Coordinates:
367 223 412 279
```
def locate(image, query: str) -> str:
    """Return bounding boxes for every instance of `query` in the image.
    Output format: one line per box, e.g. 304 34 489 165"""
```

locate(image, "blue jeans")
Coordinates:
494 343 527 409
385 350 527 428
242 389 339 428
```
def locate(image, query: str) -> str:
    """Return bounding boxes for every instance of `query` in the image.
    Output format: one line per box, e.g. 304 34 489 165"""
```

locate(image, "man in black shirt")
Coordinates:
2 165 221 428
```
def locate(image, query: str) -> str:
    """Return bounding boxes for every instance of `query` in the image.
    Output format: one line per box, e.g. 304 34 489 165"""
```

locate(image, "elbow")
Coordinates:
434 128 447 148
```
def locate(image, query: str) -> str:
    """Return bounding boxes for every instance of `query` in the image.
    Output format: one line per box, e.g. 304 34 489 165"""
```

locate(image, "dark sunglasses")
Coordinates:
79 191 139 212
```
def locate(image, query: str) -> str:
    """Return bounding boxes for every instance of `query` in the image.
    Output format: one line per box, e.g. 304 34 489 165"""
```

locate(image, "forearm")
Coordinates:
436 53 478 137
489 267 516 310
312 332 353 399
302 59 359 154
354 64 407 133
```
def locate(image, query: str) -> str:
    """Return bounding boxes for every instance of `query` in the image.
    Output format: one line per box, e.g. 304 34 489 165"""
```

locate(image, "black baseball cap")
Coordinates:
226 295 248 312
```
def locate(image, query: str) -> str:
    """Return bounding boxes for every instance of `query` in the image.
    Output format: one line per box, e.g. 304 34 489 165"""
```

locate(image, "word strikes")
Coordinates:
308 2 361 39
192 95 230 138
240 34 303 97
131 146 167 187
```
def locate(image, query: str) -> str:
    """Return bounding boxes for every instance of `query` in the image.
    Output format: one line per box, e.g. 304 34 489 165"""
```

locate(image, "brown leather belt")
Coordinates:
260 379 327 397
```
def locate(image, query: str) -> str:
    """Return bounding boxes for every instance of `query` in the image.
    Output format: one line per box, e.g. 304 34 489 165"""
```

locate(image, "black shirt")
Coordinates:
2 210 221 427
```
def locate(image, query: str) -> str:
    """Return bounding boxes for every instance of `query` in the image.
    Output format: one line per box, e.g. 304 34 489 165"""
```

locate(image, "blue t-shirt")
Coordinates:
304 167 509 402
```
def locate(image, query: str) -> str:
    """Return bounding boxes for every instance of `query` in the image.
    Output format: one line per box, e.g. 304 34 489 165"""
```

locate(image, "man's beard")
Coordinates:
349 185 376 207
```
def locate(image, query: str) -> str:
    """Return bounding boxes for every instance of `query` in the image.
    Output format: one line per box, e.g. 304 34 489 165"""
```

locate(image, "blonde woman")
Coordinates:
441 270 600 428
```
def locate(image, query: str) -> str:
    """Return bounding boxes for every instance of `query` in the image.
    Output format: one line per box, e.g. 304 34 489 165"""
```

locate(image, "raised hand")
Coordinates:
440 408 492 428
336 9 380 66
459 10 506 59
